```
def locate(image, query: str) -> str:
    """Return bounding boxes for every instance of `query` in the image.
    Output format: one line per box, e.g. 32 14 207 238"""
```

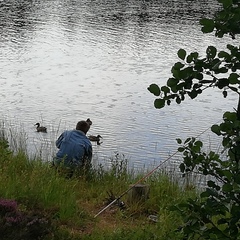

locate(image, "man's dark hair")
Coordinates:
76 121 90 134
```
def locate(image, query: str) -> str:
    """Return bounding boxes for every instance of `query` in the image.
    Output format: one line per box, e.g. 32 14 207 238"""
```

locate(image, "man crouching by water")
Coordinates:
53 120 92 178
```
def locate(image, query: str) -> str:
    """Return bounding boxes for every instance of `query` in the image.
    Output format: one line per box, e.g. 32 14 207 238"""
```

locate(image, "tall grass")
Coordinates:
0 124 198 239
0 150 81 220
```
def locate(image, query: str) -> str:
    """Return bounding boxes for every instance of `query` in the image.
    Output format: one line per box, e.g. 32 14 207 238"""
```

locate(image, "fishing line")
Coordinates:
94 121 220 218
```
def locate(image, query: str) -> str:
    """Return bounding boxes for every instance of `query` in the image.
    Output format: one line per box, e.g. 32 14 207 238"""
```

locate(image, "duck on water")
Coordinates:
35 123 47 133
88 135 102 145
35 118 90 133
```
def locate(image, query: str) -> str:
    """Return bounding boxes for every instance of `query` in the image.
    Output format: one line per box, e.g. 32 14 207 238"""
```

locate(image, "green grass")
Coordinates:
0 132 198 240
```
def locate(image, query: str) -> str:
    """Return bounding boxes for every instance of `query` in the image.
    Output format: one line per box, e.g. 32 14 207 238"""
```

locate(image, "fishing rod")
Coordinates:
94 149 180 218
94 123 217 218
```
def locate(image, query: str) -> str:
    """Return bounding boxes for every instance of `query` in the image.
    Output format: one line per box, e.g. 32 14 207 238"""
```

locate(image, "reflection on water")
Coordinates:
0 0 238 170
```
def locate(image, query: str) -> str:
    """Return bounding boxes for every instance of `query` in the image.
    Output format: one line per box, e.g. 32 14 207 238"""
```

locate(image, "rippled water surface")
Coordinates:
0 0 238 170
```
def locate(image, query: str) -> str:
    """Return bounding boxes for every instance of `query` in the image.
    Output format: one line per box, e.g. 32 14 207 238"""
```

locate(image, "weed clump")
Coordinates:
0 198 52 240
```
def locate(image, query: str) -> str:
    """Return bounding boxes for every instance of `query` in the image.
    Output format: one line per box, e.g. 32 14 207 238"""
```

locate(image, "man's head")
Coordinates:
76 120 90 134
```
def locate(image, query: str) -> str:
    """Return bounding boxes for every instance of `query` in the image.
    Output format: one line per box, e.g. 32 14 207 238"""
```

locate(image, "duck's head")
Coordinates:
86 118 92 126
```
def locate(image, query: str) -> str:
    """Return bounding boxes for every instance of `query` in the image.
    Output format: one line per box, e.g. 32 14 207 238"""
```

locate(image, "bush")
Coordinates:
0 198 52 240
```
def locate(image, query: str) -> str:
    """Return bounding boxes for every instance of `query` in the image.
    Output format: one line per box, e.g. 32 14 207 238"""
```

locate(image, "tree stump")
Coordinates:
128 184 150 203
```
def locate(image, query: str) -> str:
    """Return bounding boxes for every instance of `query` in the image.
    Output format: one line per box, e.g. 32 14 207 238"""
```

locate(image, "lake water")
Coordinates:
0 0 238 171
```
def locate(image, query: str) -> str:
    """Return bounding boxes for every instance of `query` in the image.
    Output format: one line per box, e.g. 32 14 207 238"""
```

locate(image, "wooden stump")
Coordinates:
128 184 150 203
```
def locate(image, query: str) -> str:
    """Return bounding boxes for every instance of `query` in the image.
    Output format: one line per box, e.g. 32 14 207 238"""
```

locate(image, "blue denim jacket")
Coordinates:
54 129 92 168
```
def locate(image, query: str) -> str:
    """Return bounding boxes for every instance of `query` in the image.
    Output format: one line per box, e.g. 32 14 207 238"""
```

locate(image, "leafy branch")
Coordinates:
148 0 240 238
148 45 240 109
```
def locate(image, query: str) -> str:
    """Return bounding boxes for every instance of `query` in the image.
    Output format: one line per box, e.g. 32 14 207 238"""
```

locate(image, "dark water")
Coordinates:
0 0 238 170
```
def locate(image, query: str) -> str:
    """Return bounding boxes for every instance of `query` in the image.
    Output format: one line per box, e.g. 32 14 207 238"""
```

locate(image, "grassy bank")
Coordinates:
0 134 197 240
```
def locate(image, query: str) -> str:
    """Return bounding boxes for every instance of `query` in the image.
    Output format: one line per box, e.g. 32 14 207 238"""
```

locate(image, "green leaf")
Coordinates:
195 72 203 80
184 79 193 90
216 78 229 89
222 183 233 192
207 180 217 188
186 54 194 63
222 138 229 148
223 90 227 98
171 85 178 93
148 84 161 96
227 44 235 51
178 147 185 152
191 52 199 60
186 52 199 64
161 86 170 94
235 175 240 184
223 111 237 121
154 99 165 109
173 62 185 70
176 82 185 91
176 138 182 144
206 46 217 59
176 96 181 104
172 68 181 80
212 60 221 70
200 18 215 33
200 191 210 198
228 73 239 84
211 124 221 135
179 163 185 172
177 49 186 60
222 170 233 180
195 140 203 148
180 67 193 81
216 30 224 38
180 93 185 101
167 78 179 87
215 67 228 74
188 90 198 99
222 0 232 9
218 50 230 60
